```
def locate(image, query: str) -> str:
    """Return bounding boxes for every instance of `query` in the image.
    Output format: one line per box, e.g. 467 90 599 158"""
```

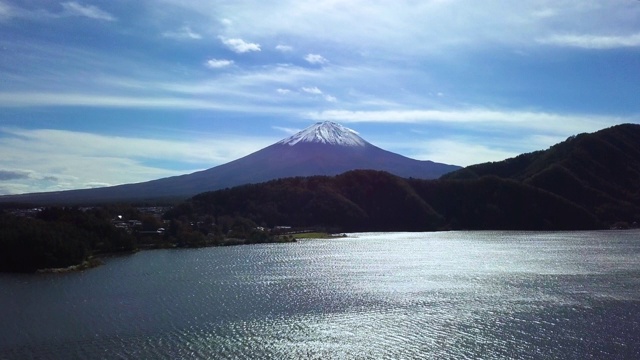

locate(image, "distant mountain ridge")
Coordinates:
0 121 460 205
165 123 640 231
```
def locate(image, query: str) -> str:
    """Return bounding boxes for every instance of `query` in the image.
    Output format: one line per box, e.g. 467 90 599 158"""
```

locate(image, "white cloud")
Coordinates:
300 86 337 102
275 44 293 52
306 108 626 135
301 86 323 95
0 92 228 109
272 126 300 135
409 139 519 167
162 1 640 60
61 2 116 21
304 53 328 64
276 88 291 94
205 59 234 69
162 26 202 40
219 37 261 53
538 33 640 49
85 182 112 189
375 132 570 167
0 59 358 111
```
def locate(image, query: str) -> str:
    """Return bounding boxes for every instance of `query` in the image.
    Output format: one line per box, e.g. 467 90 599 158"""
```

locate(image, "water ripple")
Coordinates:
2 231 640 358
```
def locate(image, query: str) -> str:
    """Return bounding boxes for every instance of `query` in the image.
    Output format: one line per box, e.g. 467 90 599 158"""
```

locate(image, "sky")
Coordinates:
1 0 639 195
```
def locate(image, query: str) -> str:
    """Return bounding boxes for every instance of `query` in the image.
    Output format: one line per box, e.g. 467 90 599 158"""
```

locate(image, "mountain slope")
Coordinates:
0 121 460 205
166 170 600 231
444 123 640 225
164 124 640 231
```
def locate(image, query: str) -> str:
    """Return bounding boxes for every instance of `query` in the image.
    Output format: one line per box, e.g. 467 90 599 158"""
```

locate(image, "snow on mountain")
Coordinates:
277 121 367 147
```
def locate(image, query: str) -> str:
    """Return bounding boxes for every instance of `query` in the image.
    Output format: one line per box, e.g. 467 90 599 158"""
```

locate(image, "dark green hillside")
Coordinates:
166 170 600 232
0 207 137 273
409 176 599 230
169 171 445 232
445 123 640 225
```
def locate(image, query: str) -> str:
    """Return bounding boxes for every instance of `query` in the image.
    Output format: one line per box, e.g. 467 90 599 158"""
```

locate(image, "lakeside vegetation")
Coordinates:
0 205 295 273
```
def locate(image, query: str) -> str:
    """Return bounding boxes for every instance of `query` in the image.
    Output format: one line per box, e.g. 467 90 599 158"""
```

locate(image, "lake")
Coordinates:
1 230 640 359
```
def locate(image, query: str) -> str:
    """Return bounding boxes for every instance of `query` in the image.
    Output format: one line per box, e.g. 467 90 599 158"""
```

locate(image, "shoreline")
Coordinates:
36 257 104 274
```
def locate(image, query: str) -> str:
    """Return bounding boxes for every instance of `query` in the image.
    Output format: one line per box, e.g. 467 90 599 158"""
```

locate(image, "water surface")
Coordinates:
1 231 639 359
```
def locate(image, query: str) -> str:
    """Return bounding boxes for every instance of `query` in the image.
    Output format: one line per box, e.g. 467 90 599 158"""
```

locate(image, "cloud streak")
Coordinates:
162 26 202 40
275 44 293 52
538 33 640 49
304 54 328 65
205 59 234 69
61 2 116 21
0 92 228 109
0 127 276 194
307 109 626 134
219 37 261 53
301 86 323 95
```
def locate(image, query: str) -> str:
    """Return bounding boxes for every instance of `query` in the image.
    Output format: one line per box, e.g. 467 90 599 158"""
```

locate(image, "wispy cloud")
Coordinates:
0 92 227 109
272 126 300 135
219 37 261 53
0 59 359 111
162 26 202 40
538 33 640 49
376 133 569 167
61 2 116 21
205 59 234 69
275 44 293 52
84 182 112 189
300 86 337 102
0 127 276 194
408 139 520 167
304 53 328 65
307 108 625 135
301 86 323 95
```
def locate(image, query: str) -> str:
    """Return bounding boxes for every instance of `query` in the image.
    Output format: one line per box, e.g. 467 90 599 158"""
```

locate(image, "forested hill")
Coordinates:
167 124 640 231
443 123 640 226
166 170 601 232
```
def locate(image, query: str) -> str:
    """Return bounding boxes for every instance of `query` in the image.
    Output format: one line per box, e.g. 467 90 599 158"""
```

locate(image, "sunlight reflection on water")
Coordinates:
1 230 640 359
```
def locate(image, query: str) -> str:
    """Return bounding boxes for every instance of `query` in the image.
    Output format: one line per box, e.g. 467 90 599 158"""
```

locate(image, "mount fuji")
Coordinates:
1 121 460 204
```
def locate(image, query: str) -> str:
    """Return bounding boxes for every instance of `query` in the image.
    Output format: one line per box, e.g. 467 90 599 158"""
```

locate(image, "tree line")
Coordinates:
0 204 292 273
165 169 603 233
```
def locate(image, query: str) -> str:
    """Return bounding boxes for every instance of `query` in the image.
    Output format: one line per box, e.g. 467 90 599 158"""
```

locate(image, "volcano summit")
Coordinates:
0 122 460 204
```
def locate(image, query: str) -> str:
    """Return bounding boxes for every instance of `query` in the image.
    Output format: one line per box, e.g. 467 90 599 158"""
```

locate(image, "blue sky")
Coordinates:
1 0 639 195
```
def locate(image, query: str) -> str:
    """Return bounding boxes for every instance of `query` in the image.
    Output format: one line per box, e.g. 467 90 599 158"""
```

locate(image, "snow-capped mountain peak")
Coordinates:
277 121 367 147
